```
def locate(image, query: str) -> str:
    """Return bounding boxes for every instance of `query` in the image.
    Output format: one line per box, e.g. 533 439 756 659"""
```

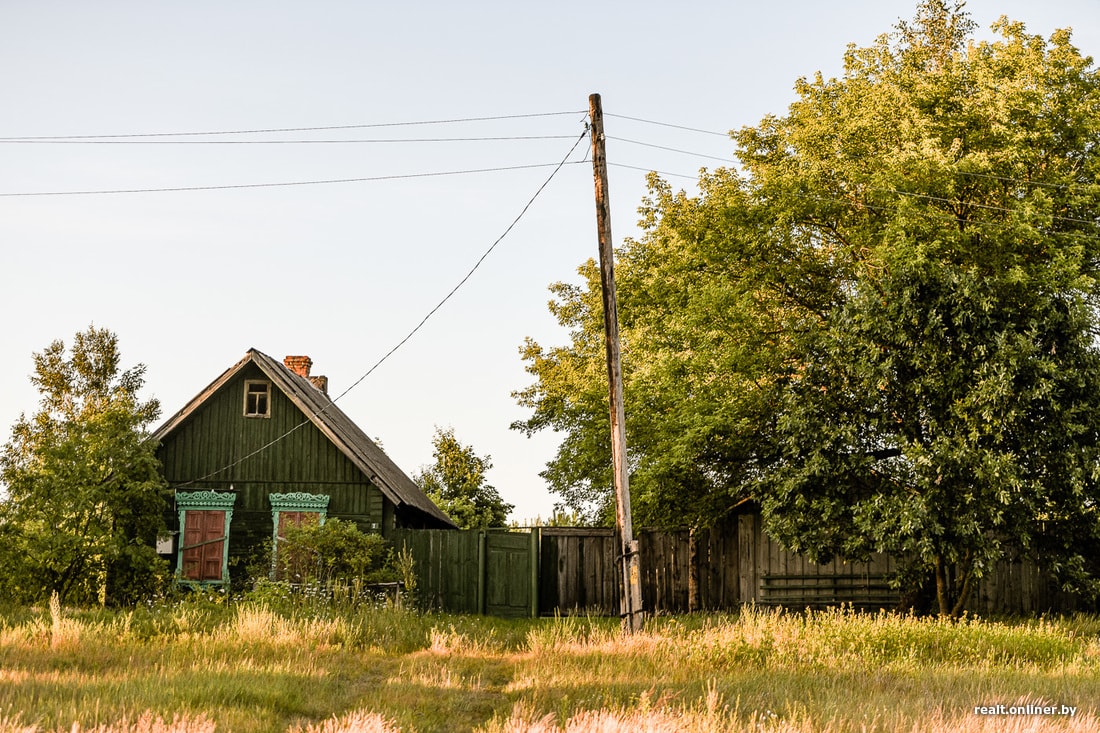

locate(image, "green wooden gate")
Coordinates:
392 528 539 617
483 530 537 617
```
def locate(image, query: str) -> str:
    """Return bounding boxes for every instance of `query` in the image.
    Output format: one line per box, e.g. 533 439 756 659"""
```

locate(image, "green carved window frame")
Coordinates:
175 490 237 587
269 492 330 580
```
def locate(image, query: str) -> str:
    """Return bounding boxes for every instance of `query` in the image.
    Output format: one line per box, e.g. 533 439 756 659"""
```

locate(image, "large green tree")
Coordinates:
515 1 1100 614
0 327 168 605
415 427 513 529
514 170 795 528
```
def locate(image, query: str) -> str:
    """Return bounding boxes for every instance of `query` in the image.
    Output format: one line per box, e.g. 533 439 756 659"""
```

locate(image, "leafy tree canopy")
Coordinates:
0 326 168 605
415 427 513 529
514 0 1100 615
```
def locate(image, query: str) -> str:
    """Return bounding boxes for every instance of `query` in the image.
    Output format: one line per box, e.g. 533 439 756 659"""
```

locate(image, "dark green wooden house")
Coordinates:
152 348 455 585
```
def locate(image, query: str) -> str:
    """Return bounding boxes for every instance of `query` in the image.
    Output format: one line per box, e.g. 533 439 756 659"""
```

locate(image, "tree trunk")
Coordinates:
935 555 951 617
935 552 975 619
949 550 975 619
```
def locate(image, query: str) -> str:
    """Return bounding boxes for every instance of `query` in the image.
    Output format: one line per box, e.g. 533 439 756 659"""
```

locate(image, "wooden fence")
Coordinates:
391 513 1084 617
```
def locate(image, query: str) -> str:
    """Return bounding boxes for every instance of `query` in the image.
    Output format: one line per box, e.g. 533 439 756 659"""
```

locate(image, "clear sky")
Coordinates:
2 1 1098 523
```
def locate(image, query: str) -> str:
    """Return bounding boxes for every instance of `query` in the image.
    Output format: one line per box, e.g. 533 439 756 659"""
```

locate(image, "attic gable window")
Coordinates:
244 380 271 418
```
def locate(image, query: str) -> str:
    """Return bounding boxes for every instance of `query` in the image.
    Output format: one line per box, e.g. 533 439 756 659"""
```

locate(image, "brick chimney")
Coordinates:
283 355 328 396
283 355 312 378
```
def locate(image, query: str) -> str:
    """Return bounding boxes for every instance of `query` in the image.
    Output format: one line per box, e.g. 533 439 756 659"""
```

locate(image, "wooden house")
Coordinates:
152 348 455 585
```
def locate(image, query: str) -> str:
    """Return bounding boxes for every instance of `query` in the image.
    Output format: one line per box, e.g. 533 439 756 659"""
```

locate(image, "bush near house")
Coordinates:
274 518 393 585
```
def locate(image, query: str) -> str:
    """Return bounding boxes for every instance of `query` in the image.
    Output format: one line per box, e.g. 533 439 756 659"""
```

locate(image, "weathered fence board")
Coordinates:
539 528 619 615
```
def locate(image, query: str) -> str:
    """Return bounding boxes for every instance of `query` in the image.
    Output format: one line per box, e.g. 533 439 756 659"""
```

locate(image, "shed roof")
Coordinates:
152 348 455 528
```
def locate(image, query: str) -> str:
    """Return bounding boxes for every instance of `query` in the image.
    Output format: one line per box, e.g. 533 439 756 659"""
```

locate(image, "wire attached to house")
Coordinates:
332 131 589 403
177 126 591 486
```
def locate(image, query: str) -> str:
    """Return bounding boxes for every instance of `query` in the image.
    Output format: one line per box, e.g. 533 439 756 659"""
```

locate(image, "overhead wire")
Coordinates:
0 111 587 140
954 170 1095 191
0 135 579 145
609 162 701 181
767 188 1100 247
4 108 1091 196
606 136 734 163
603 114 1100 197
604 113 730 138
862 186 1100 227
178 127 591 485
3 105 1094 235
0 162 590 197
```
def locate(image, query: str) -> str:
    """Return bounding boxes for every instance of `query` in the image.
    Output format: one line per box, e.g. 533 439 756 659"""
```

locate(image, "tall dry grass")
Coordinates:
482 702 1098 733
0 600 1096 732
0 712 215 733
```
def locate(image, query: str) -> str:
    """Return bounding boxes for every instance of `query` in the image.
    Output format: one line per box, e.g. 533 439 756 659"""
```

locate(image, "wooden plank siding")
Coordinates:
158 363 390 580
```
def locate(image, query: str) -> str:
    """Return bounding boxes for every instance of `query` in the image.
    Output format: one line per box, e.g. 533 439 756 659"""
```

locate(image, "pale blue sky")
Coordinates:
2 1 1097 522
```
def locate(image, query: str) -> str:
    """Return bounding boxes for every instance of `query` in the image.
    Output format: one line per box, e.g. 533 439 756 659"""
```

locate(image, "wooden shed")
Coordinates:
152 348 455 586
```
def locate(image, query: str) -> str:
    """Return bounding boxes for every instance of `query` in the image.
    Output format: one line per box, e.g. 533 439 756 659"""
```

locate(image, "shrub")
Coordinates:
273 519 394 586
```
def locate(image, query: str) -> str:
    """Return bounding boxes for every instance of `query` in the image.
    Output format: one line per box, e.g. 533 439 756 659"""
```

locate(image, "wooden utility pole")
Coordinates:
589 93 644 633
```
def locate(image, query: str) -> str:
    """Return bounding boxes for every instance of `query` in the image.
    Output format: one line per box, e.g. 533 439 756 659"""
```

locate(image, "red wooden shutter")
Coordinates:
182 510 226 581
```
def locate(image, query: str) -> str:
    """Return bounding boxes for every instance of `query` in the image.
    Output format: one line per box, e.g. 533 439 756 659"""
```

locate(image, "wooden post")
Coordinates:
530 527 540 618
688 526 700 613
589 93 644 633
477 531 487 616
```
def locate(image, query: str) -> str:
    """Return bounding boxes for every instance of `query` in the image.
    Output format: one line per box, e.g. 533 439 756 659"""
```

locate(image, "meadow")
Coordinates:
0 592 1097 733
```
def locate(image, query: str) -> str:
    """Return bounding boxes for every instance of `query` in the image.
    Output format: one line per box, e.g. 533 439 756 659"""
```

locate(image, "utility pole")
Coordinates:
589 93 644 633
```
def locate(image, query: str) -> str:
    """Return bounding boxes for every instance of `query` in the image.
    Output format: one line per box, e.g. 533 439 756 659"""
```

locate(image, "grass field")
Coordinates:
0 595 1096 732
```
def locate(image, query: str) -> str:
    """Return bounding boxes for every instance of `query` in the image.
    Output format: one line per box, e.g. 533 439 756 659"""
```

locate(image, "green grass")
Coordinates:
0 599 1097 732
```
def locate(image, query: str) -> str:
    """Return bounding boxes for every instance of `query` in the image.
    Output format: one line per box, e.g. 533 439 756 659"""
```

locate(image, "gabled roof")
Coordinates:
152 348 455 528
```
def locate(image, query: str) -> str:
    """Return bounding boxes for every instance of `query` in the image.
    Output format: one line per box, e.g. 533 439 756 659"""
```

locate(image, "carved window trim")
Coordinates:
270 492 331 580
175 490 237 586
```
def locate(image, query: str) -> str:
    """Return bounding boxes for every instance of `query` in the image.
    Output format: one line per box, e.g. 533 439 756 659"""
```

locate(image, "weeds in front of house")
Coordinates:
0 600 1097 732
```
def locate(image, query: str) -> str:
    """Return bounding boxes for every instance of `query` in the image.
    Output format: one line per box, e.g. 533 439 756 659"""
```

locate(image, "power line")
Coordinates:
332 132 588 402
0 161 589 197
179 129 590 485
1 110 726 142
608 162 701 181
0 135 578 145
777 190 1100 246
604 113 730 138
607 136 734 163
866 186 1100 227
607 163 1100 241
605 161 1100 232
955 170 1093 192
0 111 587 141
